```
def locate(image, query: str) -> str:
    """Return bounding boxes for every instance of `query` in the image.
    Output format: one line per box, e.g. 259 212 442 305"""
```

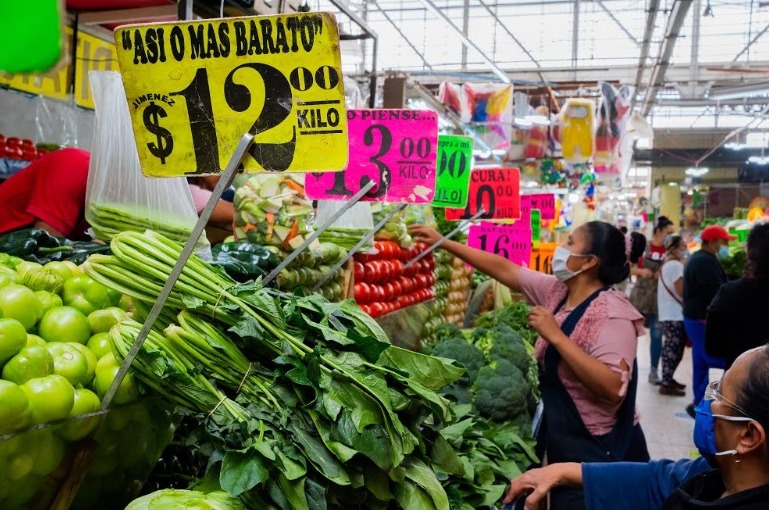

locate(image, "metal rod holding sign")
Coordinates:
263 180 377 286
313 202 407 291
404 208 486 269
99 134 254 411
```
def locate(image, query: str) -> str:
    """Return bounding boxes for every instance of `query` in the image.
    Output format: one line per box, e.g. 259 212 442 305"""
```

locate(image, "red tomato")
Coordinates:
390 260 403 279
379 260 391 283
426 273 437 286
354 282 371 304
359 304 371 315
415 273 428 289
425 257 436 271
354 262 365 282
370 302 384 318
426 288 436 300
367 261 381 284
391 280 402 296
383 282 395 300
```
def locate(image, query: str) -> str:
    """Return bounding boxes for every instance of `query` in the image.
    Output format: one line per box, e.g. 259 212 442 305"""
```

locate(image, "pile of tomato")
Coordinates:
353 241 436 318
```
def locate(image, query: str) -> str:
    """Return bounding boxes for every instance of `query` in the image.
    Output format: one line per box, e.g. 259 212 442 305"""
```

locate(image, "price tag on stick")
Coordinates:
468 221 532 267
114 14 349 176
521 193 556 220
433 135 473 208
305 109 438 203
445 167 521 221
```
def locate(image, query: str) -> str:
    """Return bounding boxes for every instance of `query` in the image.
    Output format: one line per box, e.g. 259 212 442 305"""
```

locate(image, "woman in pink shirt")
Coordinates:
411 221 648 510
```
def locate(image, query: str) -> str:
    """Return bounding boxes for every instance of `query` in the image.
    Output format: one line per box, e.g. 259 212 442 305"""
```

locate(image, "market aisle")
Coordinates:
634 333 724 460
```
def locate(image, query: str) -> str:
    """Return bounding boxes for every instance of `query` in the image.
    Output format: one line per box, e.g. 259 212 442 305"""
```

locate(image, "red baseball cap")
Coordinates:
701 225 737 242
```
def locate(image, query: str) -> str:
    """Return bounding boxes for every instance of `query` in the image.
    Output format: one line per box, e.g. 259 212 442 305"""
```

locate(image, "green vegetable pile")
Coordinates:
126 489 244 510
211 242 281 283
88 203 198 245
425 323 536 425
721 247 747 280
475 300 539 346
372 204 412 248
275 242 348 301
84 231 477 510
319 227 373 252
0 228 110 265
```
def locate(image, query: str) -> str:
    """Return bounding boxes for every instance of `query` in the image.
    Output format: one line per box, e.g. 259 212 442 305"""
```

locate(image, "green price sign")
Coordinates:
433 135 473 208
531 209 541 242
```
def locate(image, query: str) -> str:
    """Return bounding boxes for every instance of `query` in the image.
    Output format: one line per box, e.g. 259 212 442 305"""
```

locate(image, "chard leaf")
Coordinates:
364 462 393 501
220 448 269 497
229 316 265 339
347 329 390 363
330 411 393 471
480 485 507 507
377 346 465 391
320 374 382 430
305 478 328 510
181 294 207 310
430 434 465 476
277 473 308 510
275 444 307 480
440 419 475 444
393 480 437 510
403 458 450 510
290 423 351 486
307 411 359 463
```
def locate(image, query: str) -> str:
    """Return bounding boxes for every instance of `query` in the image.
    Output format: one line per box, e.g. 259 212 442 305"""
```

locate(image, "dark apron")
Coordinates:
535 288 650 510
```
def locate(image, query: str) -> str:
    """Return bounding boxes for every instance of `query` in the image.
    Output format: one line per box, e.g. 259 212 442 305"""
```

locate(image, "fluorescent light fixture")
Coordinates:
748 156 769 164
724 142 746 150
685 167 710 177
709 81 769 100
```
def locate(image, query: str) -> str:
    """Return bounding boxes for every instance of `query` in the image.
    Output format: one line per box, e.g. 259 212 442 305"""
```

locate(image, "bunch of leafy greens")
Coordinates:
87 231 467 510
475 300 538 346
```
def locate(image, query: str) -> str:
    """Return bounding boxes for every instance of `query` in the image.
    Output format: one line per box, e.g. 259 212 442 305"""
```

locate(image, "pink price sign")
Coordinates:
467 221 532 267
305 109 438 203
521 193 556 220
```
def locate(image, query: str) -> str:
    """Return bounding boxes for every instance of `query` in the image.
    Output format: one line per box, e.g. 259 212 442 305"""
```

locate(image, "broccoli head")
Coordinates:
426 336 485 382
488 324 530 374
434 323 465 343
473 359 530 422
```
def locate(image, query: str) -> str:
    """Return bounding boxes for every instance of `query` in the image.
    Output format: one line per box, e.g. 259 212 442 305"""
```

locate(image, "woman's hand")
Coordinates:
408 224 442 245
528 306 563 345
503 464 582 510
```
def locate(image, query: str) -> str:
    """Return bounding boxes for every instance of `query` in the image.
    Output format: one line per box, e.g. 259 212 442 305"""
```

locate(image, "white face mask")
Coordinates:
552 246 591 282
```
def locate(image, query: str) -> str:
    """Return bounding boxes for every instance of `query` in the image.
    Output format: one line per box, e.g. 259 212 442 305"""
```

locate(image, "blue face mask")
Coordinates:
717 245 730 260
693 398 752 460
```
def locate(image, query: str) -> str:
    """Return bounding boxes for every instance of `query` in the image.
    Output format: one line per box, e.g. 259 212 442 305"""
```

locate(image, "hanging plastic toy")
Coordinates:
560 99 595 164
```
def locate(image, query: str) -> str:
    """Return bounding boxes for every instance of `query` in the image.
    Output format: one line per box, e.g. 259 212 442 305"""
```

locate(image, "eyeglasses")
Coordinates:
704 380 754 421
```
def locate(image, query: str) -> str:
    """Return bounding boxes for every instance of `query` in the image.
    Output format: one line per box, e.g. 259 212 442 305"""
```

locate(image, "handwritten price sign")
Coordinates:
433 135 473 208
114 14 348 176
305 109 438 203
468 222 532 266
445 167 521 221
521 193 556 220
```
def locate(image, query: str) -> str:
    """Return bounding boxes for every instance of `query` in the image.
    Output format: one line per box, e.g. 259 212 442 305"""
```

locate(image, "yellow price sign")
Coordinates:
114 13 348 177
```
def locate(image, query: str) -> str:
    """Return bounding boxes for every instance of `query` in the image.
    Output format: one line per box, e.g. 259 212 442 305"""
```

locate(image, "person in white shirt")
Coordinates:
657 235 688 396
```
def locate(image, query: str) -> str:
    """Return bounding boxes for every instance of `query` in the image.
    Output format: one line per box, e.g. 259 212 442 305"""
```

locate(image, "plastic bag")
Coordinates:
315 200 374 251
233 173 313 249
85 71 207 250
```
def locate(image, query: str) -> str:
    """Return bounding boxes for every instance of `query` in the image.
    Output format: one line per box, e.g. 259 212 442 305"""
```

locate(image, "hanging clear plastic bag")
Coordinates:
315 200 374 252
85 71 208 251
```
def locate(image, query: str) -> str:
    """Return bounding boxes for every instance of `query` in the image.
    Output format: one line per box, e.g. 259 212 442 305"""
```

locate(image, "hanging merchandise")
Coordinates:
594 83 630 178
438 81 514 155
523 105 552 160
558 98 595 163
84 72 205 249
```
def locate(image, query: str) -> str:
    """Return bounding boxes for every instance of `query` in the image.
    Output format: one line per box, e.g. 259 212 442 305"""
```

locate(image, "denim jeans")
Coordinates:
648 314 663 371
684 318 726 405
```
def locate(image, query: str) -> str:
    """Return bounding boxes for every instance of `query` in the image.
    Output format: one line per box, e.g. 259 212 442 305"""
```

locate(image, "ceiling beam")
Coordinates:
631 0 660 109
416 0 510 83
477 0 546 83
596 0 640 46
731 23 769 63
641 0 694 116
372 2 433 70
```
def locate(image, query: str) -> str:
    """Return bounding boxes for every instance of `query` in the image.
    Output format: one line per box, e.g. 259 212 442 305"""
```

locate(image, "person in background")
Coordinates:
504 344 769 510
0 147 90 239
187 175 236 230
616 231 650 295
411 221 648 510
683 225 734 417
657 235 688 397
706 223 769 369
629 216 676 385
